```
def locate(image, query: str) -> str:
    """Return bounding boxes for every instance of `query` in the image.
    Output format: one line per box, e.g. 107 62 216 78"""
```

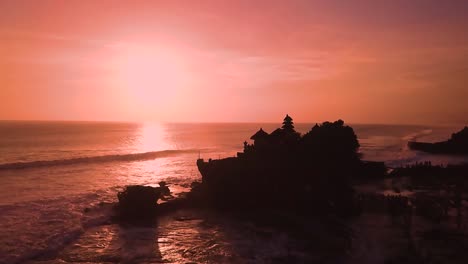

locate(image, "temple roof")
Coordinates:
270 128 285 137
250 128 269 140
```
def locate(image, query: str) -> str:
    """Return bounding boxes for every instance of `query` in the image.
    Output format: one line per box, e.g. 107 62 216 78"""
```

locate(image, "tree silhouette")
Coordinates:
301 119 360 158
282 114 295 132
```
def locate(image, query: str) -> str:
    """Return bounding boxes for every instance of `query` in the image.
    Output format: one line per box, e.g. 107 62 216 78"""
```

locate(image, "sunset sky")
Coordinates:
1 0 467 124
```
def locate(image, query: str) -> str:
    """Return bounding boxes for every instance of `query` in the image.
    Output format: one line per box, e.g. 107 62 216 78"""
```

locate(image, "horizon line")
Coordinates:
0 118 465 127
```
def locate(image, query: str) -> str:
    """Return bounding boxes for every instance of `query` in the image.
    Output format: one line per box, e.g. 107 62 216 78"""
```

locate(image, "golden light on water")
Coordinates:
134 123 170 153
122 123 185 185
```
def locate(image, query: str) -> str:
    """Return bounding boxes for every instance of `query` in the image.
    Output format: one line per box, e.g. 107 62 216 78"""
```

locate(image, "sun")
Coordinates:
113 45 188 109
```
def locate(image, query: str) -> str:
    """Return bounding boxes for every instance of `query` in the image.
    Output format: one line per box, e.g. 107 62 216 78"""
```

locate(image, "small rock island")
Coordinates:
408 126 468 154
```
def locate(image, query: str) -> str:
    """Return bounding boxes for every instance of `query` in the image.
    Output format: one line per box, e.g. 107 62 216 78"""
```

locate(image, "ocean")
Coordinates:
0 121 466 263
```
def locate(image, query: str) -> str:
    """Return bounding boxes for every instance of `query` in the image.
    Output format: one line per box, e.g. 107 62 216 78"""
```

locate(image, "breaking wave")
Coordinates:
0 191 116 264
0 149 198 170
402 129 433 142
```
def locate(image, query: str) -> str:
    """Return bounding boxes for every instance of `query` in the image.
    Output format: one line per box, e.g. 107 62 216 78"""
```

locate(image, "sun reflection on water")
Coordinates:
120 123 201 191
134 123 172 153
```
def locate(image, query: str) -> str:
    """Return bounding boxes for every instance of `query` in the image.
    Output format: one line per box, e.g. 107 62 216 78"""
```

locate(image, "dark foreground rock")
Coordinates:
116 182 170 220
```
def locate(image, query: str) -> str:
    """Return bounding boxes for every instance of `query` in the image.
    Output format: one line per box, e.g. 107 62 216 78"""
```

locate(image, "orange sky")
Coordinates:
1 0 467 124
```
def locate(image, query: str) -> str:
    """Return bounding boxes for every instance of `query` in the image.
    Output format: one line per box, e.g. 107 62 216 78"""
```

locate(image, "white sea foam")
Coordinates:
0 190 114 264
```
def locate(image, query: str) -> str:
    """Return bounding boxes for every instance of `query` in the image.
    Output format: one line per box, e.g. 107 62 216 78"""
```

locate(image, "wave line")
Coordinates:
0 149 197 170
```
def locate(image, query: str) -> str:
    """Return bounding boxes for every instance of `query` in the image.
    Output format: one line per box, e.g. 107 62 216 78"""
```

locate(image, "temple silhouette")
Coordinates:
197 115 385 214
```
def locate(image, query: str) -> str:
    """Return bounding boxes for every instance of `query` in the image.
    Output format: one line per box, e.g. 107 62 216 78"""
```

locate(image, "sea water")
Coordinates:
0 121 466 263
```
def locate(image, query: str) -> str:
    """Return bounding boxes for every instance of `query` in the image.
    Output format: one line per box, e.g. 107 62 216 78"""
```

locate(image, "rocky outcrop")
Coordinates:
116 182 170 219
196 116 385 215
408 127 468 154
